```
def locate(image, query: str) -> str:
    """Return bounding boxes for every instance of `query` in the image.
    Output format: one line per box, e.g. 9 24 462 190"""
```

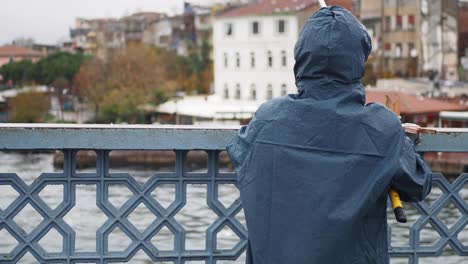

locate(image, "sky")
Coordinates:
1 0 230 45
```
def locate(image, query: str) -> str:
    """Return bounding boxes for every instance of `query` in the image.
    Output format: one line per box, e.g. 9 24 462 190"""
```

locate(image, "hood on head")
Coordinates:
294 6 372 97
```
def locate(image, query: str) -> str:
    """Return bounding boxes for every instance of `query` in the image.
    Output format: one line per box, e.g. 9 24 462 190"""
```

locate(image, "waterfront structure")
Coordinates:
0 45 43 67
213 0 352 102
0 124 466 263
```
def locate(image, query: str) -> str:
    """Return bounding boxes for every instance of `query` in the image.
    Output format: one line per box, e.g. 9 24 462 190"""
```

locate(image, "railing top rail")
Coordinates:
0 124 467 152
0 123 241 130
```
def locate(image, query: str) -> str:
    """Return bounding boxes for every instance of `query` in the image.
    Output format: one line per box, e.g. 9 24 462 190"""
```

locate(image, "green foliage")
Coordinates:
9 91 50 123
35 52 89 84
0 60 36 85
0 52 89 86
152 90 168 106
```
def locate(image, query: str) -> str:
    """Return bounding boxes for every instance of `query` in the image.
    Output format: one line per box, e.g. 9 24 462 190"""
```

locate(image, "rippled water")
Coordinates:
0 152 466 264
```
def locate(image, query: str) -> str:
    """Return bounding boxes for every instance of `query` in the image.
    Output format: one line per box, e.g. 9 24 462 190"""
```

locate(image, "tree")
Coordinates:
35 52 88 84
73 44 173 123
73 57 109 119
0 60 36 85
9 91 50 123
102 44 171 123
0 52 88 86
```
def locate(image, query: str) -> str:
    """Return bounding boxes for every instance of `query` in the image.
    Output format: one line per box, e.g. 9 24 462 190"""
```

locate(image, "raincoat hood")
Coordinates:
294 6 372 100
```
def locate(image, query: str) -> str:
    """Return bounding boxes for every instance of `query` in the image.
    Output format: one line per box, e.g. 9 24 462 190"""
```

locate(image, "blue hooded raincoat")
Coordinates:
226 6 432 264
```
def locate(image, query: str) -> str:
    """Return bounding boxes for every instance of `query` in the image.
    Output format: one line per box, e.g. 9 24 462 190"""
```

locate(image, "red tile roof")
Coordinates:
366 91 468 115
218 0 353 18
0 45 42 58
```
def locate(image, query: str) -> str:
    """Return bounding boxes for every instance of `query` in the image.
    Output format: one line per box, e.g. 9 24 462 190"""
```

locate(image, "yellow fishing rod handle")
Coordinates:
389 188 407 223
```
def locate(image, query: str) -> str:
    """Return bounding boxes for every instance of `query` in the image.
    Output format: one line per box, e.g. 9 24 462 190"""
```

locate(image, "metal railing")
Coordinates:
0 124 467 263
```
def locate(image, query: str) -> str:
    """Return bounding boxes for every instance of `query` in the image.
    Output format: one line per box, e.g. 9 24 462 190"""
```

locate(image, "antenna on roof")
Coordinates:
318 0 327 7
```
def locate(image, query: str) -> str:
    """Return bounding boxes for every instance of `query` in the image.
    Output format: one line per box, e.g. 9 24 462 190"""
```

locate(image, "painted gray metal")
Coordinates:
418 129 468 152
1 124 467 152
0 124 467 263
0 124 238 150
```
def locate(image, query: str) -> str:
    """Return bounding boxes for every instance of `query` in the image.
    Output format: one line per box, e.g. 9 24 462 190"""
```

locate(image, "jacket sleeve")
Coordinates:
226 125 251 170
226 114 267 176
392 134 432 202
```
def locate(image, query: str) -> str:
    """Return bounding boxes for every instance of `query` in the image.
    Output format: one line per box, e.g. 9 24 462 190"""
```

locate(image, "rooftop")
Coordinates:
0 45 43 58
217 0 352 18
366 91 468 115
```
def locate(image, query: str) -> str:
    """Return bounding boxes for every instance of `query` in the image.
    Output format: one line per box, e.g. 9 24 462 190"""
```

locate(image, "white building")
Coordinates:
213 0 352 102
214 0 314 102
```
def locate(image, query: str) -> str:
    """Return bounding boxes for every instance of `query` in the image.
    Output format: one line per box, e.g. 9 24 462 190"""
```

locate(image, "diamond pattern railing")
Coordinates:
0 124 467 264
0 150 244 263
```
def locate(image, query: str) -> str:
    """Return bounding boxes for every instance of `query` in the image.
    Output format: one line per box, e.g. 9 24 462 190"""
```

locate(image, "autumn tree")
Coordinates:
73 57 109 119
9 91 50 123
74 44 173 123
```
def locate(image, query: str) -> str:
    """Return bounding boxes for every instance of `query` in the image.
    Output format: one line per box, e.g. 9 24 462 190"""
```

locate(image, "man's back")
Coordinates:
227 6 432 264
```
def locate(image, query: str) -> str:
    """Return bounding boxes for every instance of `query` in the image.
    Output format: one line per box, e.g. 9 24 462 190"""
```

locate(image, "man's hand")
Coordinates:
403 123 437 135
402 123 421 134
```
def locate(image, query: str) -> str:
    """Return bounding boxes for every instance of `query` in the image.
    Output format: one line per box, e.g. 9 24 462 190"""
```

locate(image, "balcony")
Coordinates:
0 124 467 263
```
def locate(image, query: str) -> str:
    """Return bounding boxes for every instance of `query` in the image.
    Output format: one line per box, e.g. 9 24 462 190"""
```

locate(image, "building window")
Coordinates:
384 16 391 32
267 51 273 68
235 84 241 100
266 84 273 100
235 52 240 68
224 53 228 68
250 84 257 100
281 84 287 96
250 52 255 68
224 84 229 99
278 20 286 34
395 43 402 58
384 43 392 57
396 15 403 30
408 43 416 58
252 21 260 35
281 51 287 67
225 23 233 36
408 15 415 30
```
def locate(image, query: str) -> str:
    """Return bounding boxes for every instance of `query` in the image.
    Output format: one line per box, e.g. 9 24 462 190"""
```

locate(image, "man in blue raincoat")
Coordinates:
226 5 432 264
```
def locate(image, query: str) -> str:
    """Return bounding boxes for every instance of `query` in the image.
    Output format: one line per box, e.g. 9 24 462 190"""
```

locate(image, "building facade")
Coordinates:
360 0 459 80
460 1 468 80
213 0 353 103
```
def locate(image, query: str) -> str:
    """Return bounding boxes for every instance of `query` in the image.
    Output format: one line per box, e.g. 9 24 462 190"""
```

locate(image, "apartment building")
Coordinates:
361 0 459 80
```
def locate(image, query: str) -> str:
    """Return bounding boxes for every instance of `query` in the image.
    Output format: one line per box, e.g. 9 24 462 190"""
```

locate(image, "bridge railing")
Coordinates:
0 124 467 264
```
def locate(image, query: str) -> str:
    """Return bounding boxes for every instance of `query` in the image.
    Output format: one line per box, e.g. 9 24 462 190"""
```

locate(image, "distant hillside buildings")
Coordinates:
69 3 213 60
